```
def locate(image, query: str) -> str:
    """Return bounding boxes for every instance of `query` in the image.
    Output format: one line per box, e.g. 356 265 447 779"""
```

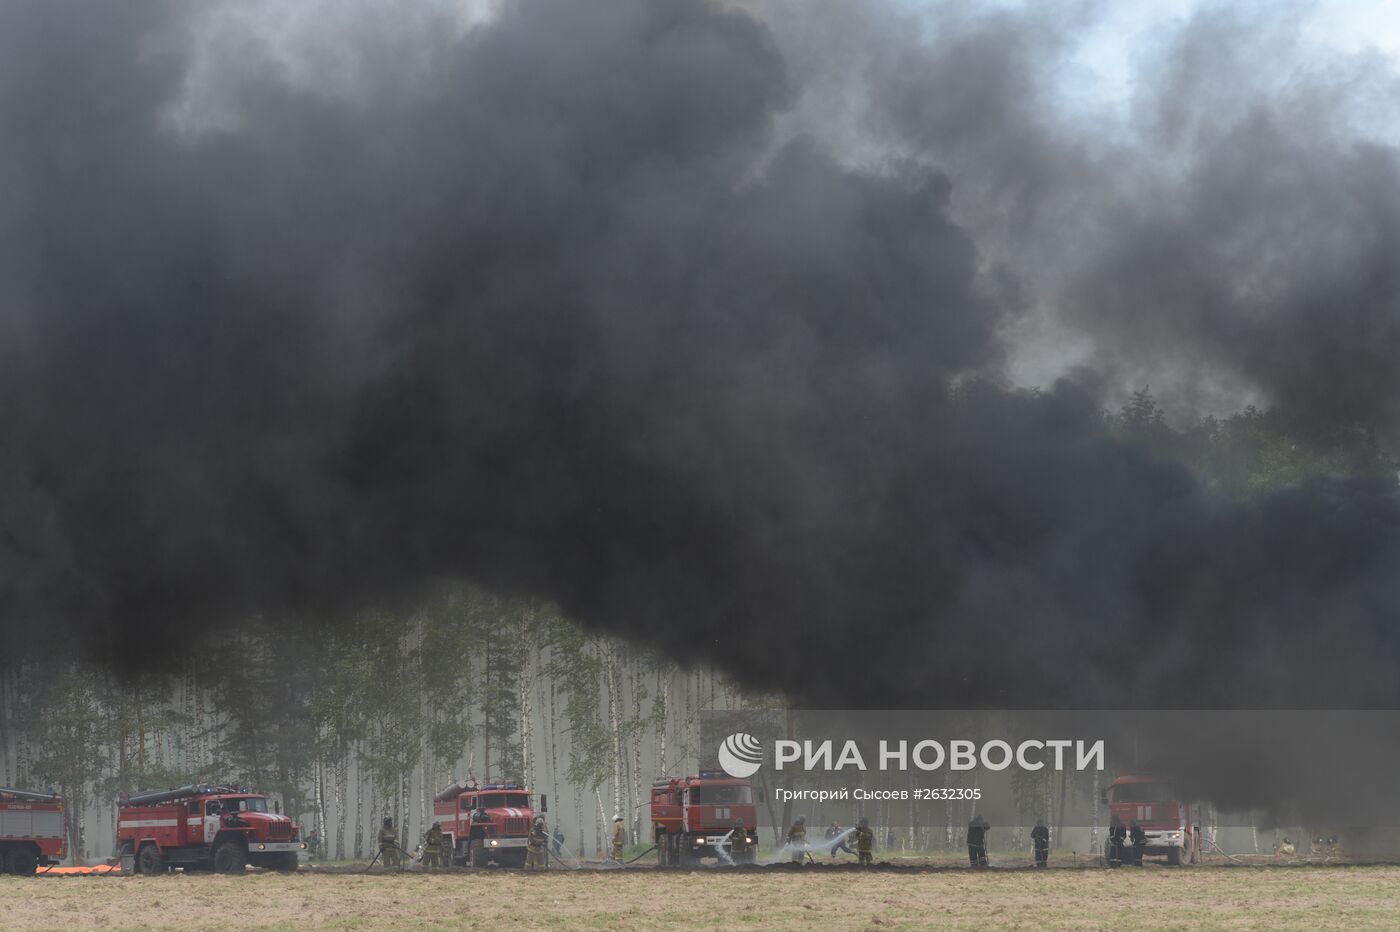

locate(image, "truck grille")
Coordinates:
503 817 529 836
268 822 292 840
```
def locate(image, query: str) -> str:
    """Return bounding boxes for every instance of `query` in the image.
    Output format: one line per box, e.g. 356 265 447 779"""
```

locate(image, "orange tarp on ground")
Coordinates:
42 864 121 875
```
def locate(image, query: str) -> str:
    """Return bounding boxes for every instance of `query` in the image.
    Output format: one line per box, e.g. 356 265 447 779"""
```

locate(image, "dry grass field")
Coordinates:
4 863 1400 930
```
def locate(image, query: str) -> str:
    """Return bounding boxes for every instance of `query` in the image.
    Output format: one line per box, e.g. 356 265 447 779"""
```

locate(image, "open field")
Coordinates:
5 863 1400 930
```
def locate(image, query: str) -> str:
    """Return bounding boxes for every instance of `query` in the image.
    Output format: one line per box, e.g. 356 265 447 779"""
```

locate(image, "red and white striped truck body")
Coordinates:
117 783 305 874
0 787 65 875
1106 774 1202 865
432 781 542 867
651 772 757 865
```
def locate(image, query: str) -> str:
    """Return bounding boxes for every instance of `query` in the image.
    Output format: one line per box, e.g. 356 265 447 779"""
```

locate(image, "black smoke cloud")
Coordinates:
2 0 1400 713
853 3 1400 425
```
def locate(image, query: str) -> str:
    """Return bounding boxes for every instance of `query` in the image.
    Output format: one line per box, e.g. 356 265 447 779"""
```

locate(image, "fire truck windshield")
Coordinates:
225 797 270 813
690 785 752 805
475 793 529 809
1110 782 1173 803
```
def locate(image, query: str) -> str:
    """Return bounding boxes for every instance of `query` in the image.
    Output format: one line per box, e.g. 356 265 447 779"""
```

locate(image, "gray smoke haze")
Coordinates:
3 0 1400 725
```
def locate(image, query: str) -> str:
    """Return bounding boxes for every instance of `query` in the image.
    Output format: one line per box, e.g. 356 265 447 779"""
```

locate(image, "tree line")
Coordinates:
0 585 764 861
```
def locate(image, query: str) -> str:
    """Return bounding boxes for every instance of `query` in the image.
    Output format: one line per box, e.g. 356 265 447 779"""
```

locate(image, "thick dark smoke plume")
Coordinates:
3 0 1400 723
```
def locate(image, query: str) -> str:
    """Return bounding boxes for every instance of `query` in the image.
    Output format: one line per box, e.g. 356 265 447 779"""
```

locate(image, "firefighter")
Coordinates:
1313 835 1339 860
379 817 400 868
525 816 549 870
1107 815 1126 867
826 822 853 858
1277 836 1296 856
966 814 989 867
551 827 565 859
729 818 749 862
1031 818 1050 869
611 814 627 861
853 817 875 866
787 815 808 863
422 821 443 869
1128 820 1147 867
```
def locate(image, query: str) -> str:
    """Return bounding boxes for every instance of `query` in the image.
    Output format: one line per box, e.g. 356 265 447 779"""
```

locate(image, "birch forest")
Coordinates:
0 583 779 861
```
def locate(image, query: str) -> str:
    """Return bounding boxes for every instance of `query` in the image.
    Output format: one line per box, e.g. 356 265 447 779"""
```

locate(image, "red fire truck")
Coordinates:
651 771 758 865
117 783 305 874
1105 773 1201 865
432 780 545 867
1 786 65 875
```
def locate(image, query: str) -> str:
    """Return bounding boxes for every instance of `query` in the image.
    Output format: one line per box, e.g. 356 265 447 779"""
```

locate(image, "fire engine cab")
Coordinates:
117 783 305 874
1 786 65 875
651 772 758 865
1105 773 1201 865
432 780 544 867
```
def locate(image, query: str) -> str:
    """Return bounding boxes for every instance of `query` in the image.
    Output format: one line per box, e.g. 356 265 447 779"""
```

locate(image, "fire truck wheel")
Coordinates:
212 840 247 874
273 852 299 872
470 844 488 868
5 846 39 876
1167 846 1184 866
137 843 165 875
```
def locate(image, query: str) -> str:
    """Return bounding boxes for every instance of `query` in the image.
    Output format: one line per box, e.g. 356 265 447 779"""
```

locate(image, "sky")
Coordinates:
1078 0 1400 104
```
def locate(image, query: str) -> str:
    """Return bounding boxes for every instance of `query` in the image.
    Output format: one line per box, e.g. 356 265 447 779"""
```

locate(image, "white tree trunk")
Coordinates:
315 755 328 857
631 661 643 845
608 647 622 820
657 668 669 778
334 752 347 860
1091 768 1099 856
519 649 534 791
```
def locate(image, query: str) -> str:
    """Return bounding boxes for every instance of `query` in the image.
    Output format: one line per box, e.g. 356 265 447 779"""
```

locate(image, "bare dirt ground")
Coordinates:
5 862 1400 930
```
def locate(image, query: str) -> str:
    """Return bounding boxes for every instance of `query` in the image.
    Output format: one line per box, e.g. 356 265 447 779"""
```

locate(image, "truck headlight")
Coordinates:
300 843 307 849
489 839 499 847
746 837 754 843
258 844 266 850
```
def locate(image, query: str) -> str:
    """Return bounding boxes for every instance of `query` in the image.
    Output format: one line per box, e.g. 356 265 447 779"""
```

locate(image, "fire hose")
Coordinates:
1201 837 1246 864
620 844 657 864
362 842 418 873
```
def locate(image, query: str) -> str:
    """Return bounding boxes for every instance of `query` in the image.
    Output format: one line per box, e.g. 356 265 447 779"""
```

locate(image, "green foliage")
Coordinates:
348 609 424 805
29 669 108 797
210 622 320 818
1191 406 1388 494
544 625 610 792
27 668 110 857
103 671 186 798
1111 390 1392 494
417 592 477 767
